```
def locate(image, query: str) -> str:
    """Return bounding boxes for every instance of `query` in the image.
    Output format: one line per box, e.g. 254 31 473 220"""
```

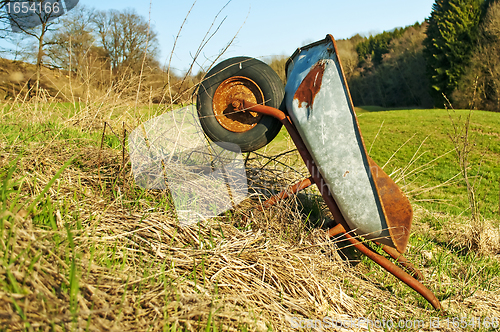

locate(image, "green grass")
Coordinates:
357 108 500 219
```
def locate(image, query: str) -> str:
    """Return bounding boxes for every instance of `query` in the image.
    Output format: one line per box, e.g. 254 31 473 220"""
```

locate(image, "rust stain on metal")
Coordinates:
368 156 413 254
212 76 264 133
293 62 326 108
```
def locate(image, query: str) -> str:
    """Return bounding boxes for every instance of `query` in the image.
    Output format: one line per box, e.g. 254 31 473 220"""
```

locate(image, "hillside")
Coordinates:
0 57 202 106
0 58 76 101
0 3 499 328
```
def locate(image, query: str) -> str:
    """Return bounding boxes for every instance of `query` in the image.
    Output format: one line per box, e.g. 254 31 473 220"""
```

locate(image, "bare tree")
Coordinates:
45 5 95 70
92 8 159 74
44 5 115 96
0 1 28 55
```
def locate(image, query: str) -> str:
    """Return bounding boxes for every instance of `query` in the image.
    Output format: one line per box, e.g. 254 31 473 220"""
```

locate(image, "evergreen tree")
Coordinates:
423 0 484 105
453 0 500 111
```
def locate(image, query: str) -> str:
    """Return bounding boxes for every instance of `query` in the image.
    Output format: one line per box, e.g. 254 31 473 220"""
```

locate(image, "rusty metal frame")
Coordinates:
261 177 313 209
233 99 443 311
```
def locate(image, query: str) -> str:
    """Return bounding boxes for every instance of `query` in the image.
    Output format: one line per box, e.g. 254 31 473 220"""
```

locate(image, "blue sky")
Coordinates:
10 0 438 74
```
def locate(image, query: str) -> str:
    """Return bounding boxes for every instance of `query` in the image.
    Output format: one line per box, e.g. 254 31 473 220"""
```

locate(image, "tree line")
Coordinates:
344 22 434 108
270 0 500 111
346 0 500 111
268 22 434 108
353 0 500 111
445 0 500 111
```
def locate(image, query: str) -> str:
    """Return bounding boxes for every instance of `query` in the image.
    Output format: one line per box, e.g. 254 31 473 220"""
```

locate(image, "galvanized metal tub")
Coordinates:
284 35 412 251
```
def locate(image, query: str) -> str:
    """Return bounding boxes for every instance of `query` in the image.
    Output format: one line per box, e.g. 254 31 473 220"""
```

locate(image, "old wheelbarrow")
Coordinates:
196 34 443 310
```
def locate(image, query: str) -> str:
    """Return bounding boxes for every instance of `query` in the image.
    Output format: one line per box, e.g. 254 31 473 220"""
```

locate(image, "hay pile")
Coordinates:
0 208 367 331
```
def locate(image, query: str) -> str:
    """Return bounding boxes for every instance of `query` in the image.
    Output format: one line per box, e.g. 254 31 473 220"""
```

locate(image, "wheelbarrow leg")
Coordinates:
262 177 313 208
333 223 443 311
326 223 345 237
380 244 425 281
328 224 424 280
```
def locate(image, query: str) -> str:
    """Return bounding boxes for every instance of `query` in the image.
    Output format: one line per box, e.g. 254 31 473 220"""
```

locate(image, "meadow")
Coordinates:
0 101 499 331
356 106 500 219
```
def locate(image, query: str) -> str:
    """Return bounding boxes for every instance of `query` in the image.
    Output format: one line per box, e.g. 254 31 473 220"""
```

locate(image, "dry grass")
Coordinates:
0 134 370 331
412 206 500 257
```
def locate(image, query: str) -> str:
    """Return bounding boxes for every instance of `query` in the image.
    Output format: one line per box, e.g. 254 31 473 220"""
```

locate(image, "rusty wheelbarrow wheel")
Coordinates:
196 57 284 152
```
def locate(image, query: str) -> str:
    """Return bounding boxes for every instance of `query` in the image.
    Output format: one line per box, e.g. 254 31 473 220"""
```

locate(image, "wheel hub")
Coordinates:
212 76 264 133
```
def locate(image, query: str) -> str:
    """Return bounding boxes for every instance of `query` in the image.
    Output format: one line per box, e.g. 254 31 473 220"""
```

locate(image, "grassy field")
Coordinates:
0 102 499 331
356 107 500 219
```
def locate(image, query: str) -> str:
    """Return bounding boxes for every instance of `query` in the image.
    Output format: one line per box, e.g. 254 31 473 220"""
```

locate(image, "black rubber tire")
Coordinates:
196 57 284 152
